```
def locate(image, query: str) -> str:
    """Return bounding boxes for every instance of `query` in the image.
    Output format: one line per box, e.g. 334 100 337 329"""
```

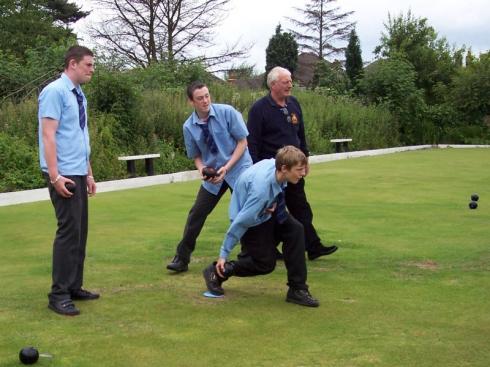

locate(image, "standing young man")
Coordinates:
203 146 320 307
247 66 338 260
166 81 253 272
39 45 99 316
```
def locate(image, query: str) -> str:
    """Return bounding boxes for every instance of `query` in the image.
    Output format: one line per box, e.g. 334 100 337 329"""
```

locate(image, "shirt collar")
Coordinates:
60 72 80 93
191 104 216 125
266 93 289 108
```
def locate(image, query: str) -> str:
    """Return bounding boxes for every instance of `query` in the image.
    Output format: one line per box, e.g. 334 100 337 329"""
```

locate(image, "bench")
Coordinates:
330 138 352 153
118 154 160 177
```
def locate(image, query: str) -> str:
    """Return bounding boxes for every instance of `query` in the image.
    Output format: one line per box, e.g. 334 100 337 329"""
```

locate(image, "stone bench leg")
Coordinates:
145 158 155 176
127 161 136 178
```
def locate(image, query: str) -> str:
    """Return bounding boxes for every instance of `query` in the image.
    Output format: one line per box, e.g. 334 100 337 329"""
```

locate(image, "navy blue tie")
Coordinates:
199 122 218 154
275 190 288 224
72 89 86 130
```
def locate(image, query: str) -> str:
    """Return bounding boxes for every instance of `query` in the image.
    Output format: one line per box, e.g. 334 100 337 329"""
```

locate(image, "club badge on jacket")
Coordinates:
291 112 299 125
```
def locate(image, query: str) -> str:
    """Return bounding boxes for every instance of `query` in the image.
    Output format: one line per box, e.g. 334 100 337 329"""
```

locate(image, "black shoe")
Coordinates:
48 299 80 316
166 255 189 273
275 248 284 261
286 288 320 307
308 245 338 260
202 263 226 296
71 289 100 301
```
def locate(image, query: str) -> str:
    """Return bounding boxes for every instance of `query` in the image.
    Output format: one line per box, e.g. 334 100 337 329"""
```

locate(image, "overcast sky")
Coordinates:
74 0 490 72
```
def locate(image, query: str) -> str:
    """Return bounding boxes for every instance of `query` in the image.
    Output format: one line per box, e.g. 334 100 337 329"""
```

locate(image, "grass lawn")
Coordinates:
1 148 489 366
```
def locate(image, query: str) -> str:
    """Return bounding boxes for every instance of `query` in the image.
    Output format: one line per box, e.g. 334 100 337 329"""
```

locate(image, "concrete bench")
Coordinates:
118 154 160 177
330 138 352 153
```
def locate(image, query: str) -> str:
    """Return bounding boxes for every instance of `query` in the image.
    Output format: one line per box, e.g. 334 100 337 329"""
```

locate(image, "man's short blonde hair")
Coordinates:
275 145 307 170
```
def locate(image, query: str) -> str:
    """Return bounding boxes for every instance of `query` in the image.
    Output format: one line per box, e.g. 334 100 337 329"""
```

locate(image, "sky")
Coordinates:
73 0 490 72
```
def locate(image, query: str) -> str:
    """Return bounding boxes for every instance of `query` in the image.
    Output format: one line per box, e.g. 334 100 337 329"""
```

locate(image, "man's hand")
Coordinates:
211 166 227 184
215 257 227 278
51 176 75 198
265 202 277 214
87 176 97 197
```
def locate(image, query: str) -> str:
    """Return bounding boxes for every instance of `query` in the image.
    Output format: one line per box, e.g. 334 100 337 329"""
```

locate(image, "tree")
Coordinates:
287 0 354 59
345 29 363 87
45 0 90 25
265 24 298 76
89 0 248 70
0 0 87 58
311 59 348 92
374 10 462 104
0 0 87 99
358 57 428 144
451 52 490 123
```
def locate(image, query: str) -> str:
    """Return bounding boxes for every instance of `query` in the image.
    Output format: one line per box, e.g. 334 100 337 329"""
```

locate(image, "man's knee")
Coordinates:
255 259 276 275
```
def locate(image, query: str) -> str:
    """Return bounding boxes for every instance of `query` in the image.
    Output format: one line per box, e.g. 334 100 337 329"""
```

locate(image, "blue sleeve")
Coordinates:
39 86 62 121
183 125 200 159
228 106 249 141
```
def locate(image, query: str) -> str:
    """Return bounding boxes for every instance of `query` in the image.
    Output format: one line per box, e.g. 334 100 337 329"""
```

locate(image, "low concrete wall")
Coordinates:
1 144 488 207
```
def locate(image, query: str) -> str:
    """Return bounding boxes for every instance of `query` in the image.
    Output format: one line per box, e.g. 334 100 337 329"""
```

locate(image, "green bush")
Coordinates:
0 98 38 145
0 133 44 191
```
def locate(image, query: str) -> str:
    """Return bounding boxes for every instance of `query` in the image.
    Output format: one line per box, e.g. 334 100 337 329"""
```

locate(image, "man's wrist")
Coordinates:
50 174 61 184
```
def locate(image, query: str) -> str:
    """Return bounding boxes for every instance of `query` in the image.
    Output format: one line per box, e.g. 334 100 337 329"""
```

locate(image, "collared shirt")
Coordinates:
219 159 286 259
247 94 309 163
183 103 253 195
38 73 91 175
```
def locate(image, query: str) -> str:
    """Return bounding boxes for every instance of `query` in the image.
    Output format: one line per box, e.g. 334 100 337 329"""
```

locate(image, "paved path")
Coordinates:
1 144 488 207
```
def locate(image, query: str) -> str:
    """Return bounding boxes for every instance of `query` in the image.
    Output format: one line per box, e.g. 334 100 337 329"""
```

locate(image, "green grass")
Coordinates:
1 148 489 366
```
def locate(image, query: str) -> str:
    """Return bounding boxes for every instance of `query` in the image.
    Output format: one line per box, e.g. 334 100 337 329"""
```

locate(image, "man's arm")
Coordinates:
87 161 96 196
42 117 74 198
247 103 263 163
294 98 309 157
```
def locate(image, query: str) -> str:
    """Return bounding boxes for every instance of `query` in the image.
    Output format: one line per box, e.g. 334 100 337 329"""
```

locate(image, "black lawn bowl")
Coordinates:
469 201 478 210
202 166 217 179
65 182 76 194
471 193 479 202
19 347 39 365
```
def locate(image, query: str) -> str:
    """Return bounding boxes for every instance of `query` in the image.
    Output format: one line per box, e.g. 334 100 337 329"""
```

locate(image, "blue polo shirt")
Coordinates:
38 73 91 175
183 103 253 195
247 94 309 163
219 159 286 259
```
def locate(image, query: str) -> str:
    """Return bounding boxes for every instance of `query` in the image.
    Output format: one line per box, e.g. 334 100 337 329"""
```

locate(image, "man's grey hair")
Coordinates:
266 66 291 89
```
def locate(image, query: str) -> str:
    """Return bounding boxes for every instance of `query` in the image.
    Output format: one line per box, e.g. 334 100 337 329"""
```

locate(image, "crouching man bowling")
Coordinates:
203 146 319 307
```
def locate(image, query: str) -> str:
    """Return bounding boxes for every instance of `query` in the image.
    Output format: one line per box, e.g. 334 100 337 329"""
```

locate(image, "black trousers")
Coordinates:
45 174 88 302
232 214 308 290
285 177 322 251
176 182 230 263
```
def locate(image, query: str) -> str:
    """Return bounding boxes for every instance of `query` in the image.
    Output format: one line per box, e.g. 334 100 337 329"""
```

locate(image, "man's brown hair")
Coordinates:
275 145 307 170
64 45 94 69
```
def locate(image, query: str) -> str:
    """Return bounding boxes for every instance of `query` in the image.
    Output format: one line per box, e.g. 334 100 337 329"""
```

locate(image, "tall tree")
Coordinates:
89 0 248 69
265 24 298 76
287 0 354 59
374 10 463 103
345 29 363 87
0 0 86 59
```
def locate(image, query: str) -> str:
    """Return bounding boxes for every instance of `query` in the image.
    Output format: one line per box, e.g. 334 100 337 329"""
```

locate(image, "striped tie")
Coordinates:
275 190 288 224
199 122 218 154
72 89 86 130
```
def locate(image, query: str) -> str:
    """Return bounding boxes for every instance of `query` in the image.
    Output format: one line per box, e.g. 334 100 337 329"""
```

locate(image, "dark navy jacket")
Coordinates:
247 94 309 163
